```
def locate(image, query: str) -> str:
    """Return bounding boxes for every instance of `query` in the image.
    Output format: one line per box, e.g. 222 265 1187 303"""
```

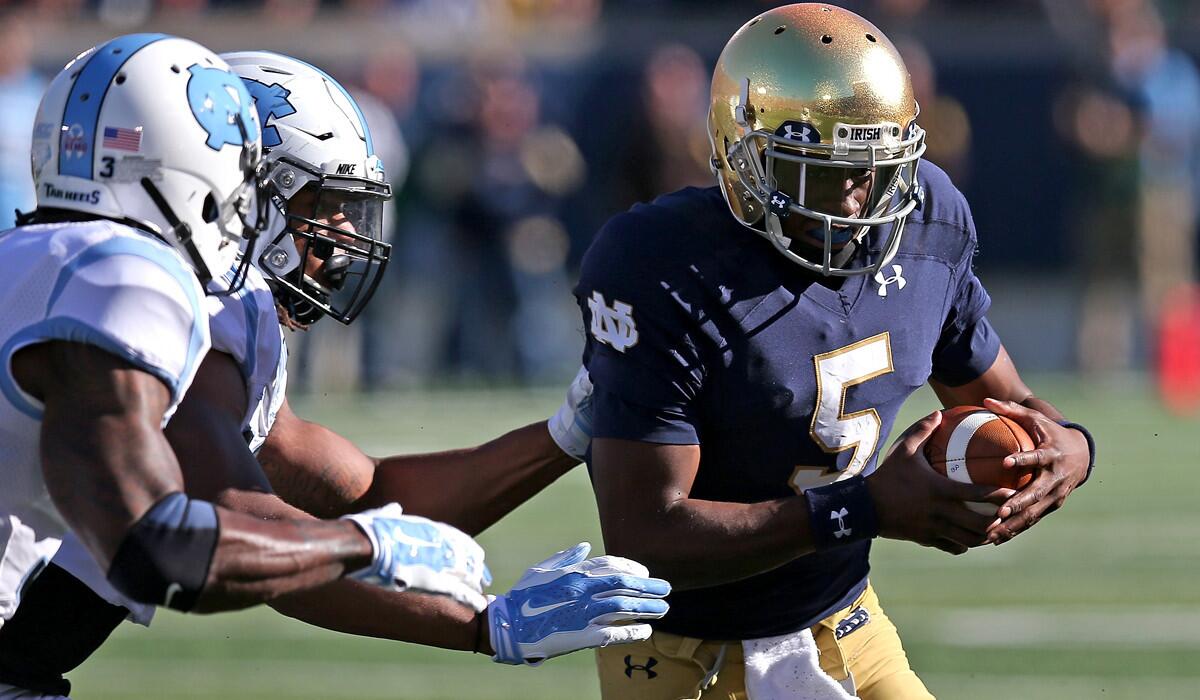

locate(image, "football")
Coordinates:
923 406 1037 505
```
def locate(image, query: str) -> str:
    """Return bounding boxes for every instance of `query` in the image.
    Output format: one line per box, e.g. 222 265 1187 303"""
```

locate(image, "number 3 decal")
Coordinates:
790 333 893 493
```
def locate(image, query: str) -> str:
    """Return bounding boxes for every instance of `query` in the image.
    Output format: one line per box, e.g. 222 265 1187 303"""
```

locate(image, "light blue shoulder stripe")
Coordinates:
44 234 206 400
0 317 191 420
59 33 169 180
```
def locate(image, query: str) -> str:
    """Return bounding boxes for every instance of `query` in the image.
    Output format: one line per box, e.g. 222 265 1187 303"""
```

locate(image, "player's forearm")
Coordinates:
361 421 579 535
269 580 489 652
191 510 372 613
603 496 815 590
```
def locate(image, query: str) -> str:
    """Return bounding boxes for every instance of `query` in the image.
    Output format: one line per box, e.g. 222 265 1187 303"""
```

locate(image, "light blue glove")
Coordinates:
489 542 670 665
343 503 492 612
547 366 593 461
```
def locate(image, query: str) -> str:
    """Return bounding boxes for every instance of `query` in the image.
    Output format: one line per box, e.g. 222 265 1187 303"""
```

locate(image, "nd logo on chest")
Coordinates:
589 291 639 353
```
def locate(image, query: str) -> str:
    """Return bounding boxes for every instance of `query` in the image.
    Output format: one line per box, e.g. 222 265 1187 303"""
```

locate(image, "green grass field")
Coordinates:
70 377 1199 699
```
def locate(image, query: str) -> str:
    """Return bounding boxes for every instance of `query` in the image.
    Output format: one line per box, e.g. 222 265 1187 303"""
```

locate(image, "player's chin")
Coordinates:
793 222 856 250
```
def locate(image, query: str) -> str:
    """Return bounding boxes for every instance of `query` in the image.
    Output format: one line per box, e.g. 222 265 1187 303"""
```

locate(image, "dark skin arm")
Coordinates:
13 341 373 614
593 413 1010 590
257 399 579 534
929 344 1091 544
169 351 491 651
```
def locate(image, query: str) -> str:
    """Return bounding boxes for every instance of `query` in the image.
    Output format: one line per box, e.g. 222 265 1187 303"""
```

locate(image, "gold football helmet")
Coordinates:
709 3 926 276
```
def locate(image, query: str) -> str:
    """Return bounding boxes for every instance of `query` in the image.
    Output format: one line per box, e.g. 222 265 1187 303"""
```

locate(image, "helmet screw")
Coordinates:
269 250 289 267
279 170 296 188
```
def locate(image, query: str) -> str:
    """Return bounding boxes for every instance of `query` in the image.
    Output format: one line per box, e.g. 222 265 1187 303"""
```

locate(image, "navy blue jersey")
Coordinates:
576 161 1001 640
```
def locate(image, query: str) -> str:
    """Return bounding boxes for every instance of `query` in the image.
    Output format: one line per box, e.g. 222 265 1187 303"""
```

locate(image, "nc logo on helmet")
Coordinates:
242 78 296 148
186 64 260 151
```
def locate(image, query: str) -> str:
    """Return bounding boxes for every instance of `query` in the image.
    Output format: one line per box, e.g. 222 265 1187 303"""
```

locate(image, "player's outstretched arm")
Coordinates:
929 344 1093 544
257 367 594 534
18 342 488 613
593 425 1011 589
272 542 669 665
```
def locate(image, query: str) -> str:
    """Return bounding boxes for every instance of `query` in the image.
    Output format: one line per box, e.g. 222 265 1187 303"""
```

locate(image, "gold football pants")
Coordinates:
596 581 934 700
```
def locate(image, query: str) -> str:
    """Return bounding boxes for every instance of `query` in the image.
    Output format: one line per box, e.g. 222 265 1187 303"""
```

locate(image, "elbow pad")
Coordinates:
107 492 220 612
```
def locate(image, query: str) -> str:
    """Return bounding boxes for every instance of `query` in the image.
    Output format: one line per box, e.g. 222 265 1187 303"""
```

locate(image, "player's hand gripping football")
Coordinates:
867 411 1015 555
488 542 670 665
982 398 1091 545
343 503 492 611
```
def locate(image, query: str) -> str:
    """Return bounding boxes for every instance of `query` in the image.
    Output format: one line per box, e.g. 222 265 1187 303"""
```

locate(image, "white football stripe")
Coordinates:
943 411 1000 484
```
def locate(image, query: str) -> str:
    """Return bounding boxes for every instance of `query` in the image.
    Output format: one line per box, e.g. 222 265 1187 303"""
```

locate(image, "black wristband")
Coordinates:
804 475 879 550
1057 420 1096 486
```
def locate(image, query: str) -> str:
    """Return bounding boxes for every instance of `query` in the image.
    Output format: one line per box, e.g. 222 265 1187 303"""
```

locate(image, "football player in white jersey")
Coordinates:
0 49 664 698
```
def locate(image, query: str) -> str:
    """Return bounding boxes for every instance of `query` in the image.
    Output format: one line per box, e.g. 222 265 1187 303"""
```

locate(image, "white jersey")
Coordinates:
206 264 289 452
46 261 290 629
0 220 208 623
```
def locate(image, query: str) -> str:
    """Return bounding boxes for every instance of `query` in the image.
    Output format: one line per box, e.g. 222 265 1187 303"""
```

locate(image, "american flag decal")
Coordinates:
102 126 141 152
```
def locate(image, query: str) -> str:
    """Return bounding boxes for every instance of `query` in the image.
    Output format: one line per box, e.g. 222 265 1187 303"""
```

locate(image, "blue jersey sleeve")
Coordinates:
575 212 705 444
930 212 1001 387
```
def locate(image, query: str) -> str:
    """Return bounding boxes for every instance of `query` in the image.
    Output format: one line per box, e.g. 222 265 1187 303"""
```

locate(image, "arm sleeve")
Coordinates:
930 232 1002 387
576 215 705 445
40 239 209 408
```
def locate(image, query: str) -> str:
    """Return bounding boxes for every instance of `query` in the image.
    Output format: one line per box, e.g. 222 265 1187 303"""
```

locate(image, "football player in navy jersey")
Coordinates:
580 5 1095 699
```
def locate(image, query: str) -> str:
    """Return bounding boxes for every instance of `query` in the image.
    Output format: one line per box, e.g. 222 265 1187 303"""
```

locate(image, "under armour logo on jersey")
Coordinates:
624 655 658 679
874 265 906 297
776 120 821 144
187 64 260 151
242 78 296 148
589 291 639 353
831 507 852 539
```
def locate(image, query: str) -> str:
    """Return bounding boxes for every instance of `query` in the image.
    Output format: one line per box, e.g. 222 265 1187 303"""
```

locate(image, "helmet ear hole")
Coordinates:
202 193 220 223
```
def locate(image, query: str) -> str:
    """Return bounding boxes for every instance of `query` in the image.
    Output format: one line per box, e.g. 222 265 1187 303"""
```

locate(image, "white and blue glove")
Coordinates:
488 542 670 665
343 503 492 612
548 365 593 461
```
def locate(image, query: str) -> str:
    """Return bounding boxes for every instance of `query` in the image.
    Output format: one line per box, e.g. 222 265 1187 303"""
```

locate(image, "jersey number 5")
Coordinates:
790 332 893 493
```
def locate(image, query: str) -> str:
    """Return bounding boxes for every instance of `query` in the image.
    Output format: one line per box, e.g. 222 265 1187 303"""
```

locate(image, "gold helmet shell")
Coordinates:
708 3 926 276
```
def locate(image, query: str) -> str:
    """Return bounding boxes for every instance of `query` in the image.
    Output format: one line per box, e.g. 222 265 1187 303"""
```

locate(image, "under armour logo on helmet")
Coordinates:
873 265 906 297
624 655 658 679
831 507 852 539
768 190 793 218
776 121 821 144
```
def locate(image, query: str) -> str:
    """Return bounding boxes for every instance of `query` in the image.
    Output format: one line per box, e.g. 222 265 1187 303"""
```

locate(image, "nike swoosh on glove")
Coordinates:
488 542 670 665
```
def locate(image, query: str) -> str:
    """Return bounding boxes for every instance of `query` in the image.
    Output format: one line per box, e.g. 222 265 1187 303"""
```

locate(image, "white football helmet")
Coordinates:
29 33 270 291
222 50 391 326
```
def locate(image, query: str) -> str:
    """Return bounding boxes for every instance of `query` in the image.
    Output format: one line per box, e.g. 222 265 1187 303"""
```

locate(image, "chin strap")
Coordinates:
140 178 213 286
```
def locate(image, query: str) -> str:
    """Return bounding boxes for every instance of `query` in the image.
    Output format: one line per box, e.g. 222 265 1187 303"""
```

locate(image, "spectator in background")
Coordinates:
404 50 585 383
894 38 973 186
609 44 712 211
0 9 43 230
1105 0 1200 341
1054 0 1200 378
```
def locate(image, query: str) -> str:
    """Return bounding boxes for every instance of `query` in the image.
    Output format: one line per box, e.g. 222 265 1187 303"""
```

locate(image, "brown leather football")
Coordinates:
923 405 1037 491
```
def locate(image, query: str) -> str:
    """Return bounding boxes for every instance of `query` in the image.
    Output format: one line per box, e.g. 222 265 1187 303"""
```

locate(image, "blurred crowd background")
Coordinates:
2 0 1198 409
